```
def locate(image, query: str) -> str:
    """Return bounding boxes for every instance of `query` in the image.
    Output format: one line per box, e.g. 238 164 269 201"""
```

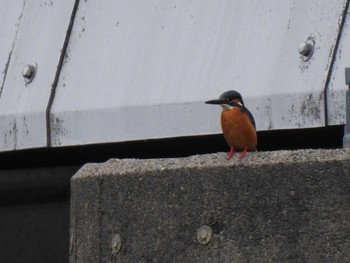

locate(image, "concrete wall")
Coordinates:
70 149 350 262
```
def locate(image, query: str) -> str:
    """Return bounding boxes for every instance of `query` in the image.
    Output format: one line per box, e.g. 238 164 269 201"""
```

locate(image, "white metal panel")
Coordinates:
327 4 350 126
0 1 25 96
50 0 347 147
0 1 75 151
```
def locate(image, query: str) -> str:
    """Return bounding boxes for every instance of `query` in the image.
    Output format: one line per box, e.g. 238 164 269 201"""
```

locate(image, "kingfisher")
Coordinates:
205 90 257 160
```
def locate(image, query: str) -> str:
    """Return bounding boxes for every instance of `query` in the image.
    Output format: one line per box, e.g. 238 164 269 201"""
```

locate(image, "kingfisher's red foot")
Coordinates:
239 146 248 159
226 147 235 160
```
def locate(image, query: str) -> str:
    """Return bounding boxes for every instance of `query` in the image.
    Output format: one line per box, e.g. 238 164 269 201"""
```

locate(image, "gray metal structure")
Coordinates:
1 0 349 151
345 68 350 147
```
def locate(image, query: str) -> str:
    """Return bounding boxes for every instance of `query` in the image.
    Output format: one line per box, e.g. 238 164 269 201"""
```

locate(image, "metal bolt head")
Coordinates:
111 233 122 254
22 63 37 83
196 225 213 245
298 38 315 62
298 42 311 56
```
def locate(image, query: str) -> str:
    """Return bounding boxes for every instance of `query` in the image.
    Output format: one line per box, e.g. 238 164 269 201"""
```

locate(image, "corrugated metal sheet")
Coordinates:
0 0 348 151
0 0 76 151
327 2 350 126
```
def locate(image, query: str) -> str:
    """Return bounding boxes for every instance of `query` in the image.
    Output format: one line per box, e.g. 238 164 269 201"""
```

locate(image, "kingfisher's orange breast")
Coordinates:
221 107 257 151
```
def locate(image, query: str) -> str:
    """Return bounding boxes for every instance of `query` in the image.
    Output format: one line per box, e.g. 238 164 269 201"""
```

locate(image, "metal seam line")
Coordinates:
323 0 350 126
45 0 81 147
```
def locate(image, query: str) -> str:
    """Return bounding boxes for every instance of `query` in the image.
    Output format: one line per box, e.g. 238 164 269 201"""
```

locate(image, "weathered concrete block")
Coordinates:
70 149 350 262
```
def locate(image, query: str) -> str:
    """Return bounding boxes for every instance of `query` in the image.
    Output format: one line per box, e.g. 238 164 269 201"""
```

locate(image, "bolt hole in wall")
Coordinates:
0 125 344 169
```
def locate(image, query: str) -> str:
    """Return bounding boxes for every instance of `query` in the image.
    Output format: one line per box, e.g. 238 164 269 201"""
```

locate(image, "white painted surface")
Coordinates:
0 1 25 97
50 0 348 147
327 4 350 126
0 1 75 151
0 1 348 151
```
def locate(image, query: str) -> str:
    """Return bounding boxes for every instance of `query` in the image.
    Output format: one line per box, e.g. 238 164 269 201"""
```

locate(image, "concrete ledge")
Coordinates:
70 149 350 262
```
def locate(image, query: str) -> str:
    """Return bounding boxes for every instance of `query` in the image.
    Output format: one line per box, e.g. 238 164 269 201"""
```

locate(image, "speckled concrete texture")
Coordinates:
70 149 350 263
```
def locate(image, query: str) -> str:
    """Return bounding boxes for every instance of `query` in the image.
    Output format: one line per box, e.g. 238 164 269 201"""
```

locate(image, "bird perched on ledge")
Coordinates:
205 90 257 160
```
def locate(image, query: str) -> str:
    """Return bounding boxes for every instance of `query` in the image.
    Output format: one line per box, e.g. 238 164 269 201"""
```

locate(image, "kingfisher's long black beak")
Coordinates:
205 100 243 108
205 99 223 105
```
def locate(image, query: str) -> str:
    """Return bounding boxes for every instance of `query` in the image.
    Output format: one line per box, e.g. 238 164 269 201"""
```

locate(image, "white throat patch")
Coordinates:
220 102 242 110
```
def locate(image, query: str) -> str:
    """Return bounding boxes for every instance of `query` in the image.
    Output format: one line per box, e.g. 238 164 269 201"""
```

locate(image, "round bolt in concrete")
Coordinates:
196 225 213 245
22 63 37 83
111 233 122 254
298 37 315 62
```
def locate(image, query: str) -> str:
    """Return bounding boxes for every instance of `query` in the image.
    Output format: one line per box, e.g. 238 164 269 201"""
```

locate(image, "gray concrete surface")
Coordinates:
70 149 350 262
